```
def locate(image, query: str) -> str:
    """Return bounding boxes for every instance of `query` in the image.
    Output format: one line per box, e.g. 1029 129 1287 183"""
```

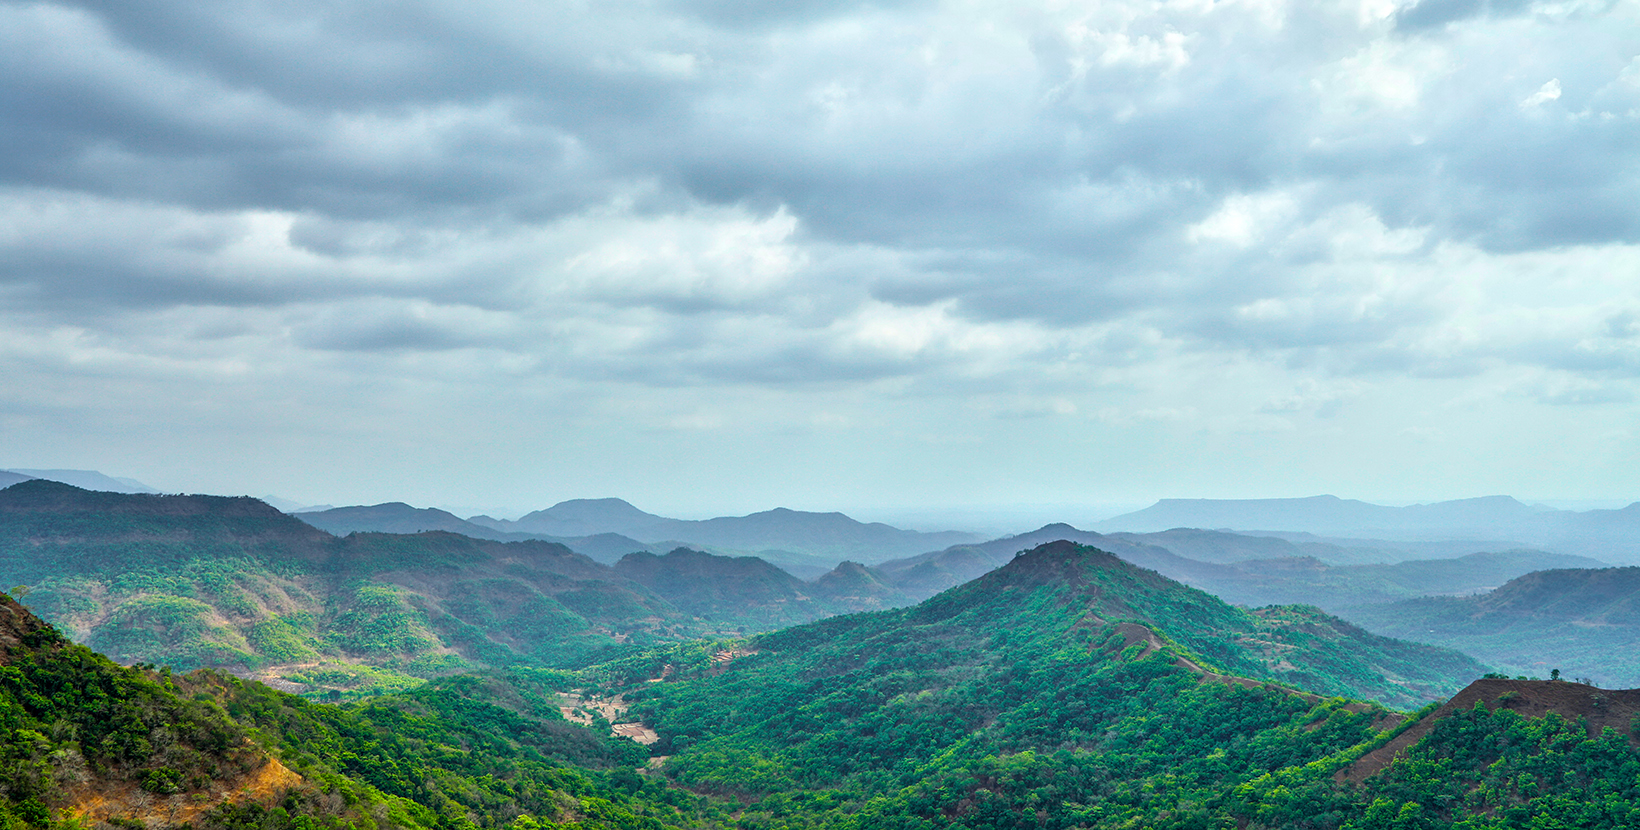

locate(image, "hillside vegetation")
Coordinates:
578 543 1637 828
1348 567 1640 686
0 481 869 697
0 590 722 830
6 540 1640 829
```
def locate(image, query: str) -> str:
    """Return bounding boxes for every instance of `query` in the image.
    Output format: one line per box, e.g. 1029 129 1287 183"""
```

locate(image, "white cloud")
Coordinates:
3 0 1639 507
1521 78 1563 109
1315 39 1448 116
557 206 807 310
1187 190 1300 246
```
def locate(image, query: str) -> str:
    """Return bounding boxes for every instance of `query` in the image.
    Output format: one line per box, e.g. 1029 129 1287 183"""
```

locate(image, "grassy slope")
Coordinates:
0 481 721 695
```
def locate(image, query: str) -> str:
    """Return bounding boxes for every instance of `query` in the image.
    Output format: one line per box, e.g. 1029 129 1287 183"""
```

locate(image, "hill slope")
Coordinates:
0 591 719 829
0 480 846 694
592 541 1632 829
907 541 1483 707
0 592 293 827
5 556 1638 830
613 547 842 627
1347 566 1640 686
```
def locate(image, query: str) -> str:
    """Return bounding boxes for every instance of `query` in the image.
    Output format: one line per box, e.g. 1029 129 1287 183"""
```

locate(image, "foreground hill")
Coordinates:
0 590 718 830
0 591 296 827
593 541 1640 828
1348 566 1640 686
1340 676 1640 783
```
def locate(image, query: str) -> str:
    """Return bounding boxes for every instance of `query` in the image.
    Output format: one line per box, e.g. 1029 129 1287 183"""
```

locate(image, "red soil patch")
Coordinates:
1338 678 1640 783
65 757 302 827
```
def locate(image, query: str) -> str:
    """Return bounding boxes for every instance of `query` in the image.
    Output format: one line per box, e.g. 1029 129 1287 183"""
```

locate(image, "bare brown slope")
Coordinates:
1 593 306 828
1339 678 1640 783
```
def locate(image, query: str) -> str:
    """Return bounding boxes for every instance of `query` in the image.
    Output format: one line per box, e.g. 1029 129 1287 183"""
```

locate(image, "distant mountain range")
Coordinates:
297 497 983 571
1100 494 1551 535
17 473 1640 692
0 468 157 493
255 490 1640 570
476 497 985 562
0 480 897 694
1099 494 1640 562
294 501 667 563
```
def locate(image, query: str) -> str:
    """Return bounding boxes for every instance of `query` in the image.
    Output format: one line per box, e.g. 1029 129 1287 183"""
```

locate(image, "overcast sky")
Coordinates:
2 0 1637 525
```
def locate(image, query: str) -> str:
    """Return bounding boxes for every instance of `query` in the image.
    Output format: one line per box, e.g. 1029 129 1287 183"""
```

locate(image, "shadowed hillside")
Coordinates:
1348 566 1640 686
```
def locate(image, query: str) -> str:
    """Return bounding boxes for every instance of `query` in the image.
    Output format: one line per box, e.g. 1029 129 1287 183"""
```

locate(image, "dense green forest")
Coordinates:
1346 567 1640 687
0 480 876 697
9 483 1640 829
0 590 720 830
8 540 1640 829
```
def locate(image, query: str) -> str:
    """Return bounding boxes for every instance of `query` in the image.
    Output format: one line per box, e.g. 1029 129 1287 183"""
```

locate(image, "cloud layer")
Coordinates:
2 0 1637 516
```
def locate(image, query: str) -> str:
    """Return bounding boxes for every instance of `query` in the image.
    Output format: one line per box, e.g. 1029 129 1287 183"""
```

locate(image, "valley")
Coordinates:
8 474 1640 828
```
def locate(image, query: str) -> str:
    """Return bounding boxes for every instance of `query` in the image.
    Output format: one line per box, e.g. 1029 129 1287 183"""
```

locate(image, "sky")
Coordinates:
2 0 1638 525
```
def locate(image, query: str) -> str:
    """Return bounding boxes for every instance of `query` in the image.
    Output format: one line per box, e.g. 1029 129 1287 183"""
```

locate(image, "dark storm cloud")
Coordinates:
0 1 690 224
2 0 1638 402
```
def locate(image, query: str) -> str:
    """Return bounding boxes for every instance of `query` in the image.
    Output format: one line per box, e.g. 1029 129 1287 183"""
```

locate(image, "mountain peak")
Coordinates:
944 540 1145 596
543 497 652 517
1010 538 1122 565
1028 522 1087 535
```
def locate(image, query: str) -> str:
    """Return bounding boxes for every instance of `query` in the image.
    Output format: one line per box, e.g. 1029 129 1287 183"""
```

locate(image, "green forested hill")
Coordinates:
0 589 722 830
0 481 858 696
612 548 838 627
907 541 1483 707
579 542 1640 828
7 543 1640 829
1347 566 1640 686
